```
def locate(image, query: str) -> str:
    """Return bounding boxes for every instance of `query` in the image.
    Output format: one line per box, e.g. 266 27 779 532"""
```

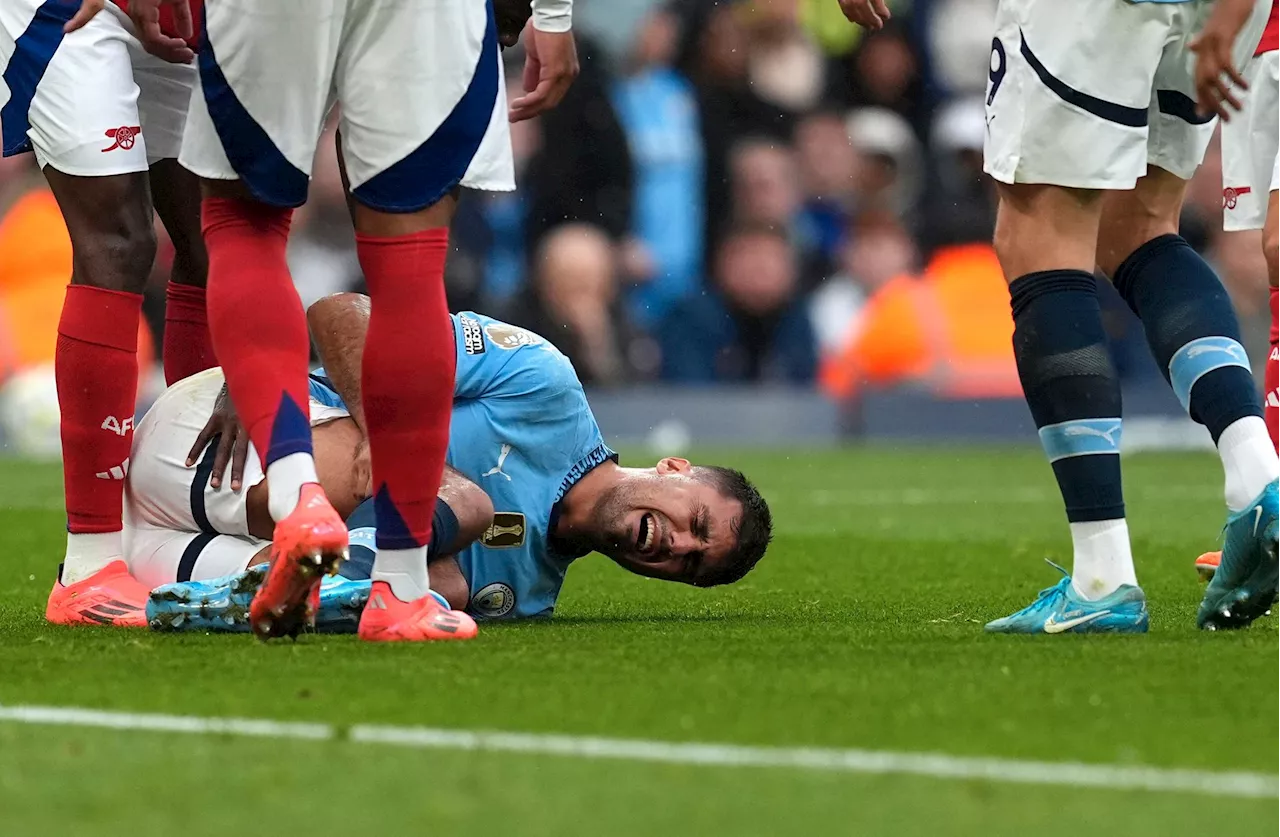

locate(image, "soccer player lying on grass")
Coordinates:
127 294 772 630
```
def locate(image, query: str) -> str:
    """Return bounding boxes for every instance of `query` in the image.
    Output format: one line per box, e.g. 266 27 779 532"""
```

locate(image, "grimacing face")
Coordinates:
590 458 743 587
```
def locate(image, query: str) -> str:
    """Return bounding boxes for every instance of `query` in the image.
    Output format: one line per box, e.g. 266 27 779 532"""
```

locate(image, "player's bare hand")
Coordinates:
186 384 250 492
63 0 105 34
126 0 196 65
509 25 579 123
1189 0 1254 121
836 0 891 30
495 0 533 48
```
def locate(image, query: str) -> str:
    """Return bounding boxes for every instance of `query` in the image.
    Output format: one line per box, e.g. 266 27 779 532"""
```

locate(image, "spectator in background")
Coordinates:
660 226 816 383
918 97 995 253
728 138 826 288
829 22 926 135
819 235 1019 401
523 35 633 249
613 6 706 331
794 110 862 270
923 0 998 99
809 209 918 357
676 0 795 264
524 224 636 387
740 0 826 113
845 107 923 219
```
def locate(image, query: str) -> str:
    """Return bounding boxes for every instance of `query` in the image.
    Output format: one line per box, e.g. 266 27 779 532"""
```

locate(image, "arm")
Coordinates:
307 293 373 431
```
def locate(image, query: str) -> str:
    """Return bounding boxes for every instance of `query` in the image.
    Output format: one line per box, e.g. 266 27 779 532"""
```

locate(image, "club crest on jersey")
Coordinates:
460 315 486 355
481 512 526 548
1223 186 1252 210
470 582 516 618
102 126 141 153
101 416 133 436
484 322 543 351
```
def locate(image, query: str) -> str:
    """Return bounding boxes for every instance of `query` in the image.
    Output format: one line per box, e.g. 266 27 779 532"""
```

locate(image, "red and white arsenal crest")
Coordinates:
102 126 141 153
1223 186 1252 210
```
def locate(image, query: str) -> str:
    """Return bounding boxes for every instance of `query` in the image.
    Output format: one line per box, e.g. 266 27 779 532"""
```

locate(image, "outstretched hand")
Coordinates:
1189 0 1256 121
509 24 579 123
836 0 891 30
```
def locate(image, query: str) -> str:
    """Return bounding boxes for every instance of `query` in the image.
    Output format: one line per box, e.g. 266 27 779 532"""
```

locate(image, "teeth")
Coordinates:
641 515 654 551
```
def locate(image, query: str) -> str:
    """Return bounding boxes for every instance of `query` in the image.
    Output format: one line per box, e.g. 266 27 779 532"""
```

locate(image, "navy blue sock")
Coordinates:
341 497 460 580
1010 270 1125 522
1110 234 1261 442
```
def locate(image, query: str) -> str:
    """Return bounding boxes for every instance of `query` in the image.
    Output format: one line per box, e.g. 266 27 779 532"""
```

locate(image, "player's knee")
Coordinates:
71 212 157 294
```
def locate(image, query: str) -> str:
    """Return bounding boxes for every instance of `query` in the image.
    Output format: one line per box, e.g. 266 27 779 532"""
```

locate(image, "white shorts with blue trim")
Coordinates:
0 0 194 175
984 0 1271 190
178 0 514 211
124 368 350 588
1221 50 1279 231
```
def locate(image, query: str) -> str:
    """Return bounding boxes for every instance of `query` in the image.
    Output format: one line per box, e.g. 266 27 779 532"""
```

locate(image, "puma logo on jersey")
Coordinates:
102 126 141 153
101 416 133 436
95 459 129 480
483 444 513 481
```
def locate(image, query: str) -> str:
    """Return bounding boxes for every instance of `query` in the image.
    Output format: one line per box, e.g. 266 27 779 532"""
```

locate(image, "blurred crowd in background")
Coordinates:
0 0 1273 403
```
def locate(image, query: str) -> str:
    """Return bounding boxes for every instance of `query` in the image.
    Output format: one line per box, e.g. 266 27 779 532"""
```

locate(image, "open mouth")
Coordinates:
636 512 656 554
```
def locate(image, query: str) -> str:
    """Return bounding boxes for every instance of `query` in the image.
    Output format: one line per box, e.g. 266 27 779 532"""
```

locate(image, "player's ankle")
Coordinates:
62 532 124 585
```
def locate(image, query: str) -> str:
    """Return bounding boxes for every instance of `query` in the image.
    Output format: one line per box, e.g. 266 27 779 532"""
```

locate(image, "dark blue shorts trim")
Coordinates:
1 0 74 156
1019 29 1148 129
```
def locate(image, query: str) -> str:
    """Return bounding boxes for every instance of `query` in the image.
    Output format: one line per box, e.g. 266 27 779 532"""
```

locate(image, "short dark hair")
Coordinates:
691 465 773 587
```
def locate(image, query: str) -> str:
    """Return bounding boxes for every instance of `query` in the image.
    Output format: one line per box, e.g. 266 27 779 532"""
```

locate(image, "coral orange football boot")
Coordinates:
249 483 348 641
46 560 149 627
358 581 478 642
1195 551 1221 583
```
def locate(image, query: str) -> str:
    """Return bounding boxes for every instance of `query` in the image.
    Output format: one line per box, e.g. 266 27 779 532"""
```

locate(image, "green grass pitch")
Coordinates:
0 449 1275 836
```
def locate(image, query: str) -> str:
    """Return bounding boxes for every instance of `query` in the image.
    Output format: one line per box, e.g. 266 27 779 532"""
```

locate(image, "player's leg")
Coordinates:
0 1 161 625
981 0 1164 633
179 0 348 638
1264 187 1278 450
151 160 215 384
333 0 510 641
129 44 213 385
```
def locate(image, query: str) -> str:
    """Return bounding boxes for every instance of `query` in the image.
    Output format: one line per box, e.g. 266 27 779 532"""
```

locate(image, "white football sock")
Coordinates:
1069 519 1138 600
265 451 319 521
371 546 431 602
62 532 122 585
1218 416 1279 512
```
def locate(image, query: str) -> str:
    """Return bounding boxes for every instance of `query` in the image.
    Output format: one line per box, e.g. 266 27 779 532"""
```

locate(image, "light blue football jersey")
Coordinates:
313 312 616 620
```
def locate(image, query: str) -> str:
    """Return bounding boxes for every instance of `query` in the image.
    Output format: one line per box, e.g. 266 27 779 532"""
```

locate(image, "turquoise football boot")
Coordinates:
148 566 442 633
985 562 1148 634
1198 480 1279 631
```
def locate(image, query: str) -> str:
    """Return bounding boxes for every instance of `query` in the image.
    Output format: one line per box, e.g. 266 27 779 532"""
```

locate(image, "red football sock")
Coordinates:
202 197 312 465
163 281 217 385
1267 288 1278 452
57 285 142 534
358 228 455 550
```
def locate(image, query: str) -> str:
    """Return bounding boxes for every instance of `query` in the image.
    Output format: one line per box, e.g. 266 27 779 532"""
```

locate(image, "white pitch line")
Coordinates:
1 704 1274 799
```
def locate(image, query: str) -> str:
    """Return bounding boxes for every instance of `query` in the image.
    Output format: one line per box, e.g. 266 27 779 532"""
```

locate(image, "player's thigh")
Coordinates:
1265 186 1278 288
336 0 512 215
180 0 343 208
127 526 266 588
1222 52 1280 233
983 0 1171 191
1 2 150 175
131 41 196 167
128 368 265 537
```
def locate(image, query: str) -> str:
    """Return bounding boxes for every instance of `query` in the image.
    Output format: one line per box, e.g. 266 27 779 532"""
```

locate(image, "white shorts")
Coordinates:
179 0 514 211
1222 50 1279 231
0 0 194 175
124 368 350 588
984 0 1271 189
